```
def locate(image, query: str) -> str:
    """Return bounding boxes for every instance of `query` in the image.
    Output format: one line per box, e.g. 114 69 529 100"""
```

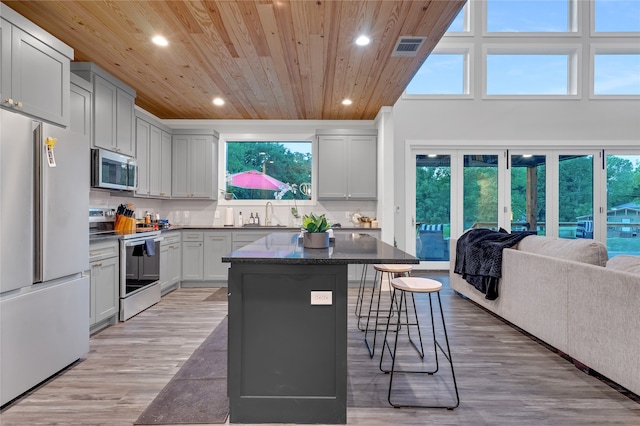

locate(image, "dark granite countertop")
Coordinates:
221 232 418 265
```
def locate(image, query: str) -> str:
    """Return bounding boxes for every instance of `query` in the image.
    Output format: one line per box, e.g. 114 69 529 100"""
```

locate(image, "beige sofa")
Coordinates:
450 235 640 395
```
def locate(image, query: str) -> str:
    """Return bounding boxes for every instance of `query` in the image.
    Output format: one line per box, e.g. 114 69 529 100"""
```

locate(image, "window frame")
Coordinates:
589 44 640 99
591 0 640 36
482 44 582 99
483 0 581 37
444 1 474 37
402 46 474 100
218 135 316 207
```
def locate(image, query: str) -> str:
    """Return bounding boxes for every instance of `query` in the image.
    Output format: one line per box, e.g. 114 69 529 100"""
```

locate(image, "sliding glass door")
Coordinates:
510 154 547 234
463 154 500 231
415 154 451 262
559 154 594 239
605 153 640 257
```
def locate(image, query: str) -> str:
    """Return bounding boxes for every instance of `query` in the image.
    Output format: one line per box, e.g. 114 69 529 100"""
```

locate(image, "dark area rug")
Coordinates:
135 316 229 425
204 287 228 302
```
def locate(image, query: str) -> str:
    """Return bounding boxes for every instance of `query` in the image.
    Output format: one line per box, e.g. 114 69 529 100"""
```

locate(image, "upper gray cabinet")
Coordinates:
135 111 172 198
317 130 377 200
172 130 218 199
71 62 136 157
1 7 72 127
70 74 92 138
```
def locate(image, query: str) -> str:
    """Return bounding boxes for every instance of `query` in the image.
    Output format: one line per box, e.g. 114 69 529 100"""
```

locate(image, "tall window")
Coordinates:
486 52 574 95
487 0 572 32
225 141 312 201
594 53 640 95
446 3 470 33
406 52 468 95
594 0 640 32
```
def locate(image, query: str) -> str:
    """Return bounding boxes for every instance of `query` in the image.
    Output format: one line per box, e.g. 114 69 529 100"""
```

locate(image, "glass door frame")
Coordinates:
601 149 640 255
553 150 603 240
407 148 458 270
407 147 508 270
506 149 552 235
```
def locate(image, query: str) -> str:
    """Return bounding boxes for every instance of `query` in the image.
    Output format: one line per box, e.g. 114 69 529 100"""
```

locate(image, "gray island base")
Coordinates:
222 232 418 424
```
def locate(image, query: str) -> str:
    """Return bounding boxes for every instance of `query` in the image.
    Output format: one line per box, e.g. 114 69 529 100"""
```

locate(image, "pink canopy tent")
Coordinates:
229 170 289 191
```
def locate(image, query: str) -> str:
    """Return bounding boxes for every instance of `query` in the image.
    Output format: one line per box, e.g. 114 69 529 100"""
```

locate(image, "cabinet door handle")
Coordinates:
16 101 23 108
92 263 103 268
4 98 14 106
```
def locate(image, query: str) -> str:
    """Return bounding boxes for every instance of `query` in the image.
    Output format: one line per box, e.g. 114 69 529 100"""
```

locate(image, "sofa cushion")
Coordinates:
516 236 608 267
606 255 640 275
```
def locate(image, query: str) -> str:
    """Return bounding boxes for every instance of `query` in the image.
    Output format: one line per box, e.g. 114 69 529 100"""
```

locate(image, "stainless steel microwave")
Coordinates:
91 149 137 191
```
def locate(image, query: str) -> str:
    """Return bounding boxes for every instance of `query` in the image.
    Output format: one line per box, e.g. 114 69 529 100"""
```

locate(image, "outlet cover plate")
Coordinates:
310 291 332 305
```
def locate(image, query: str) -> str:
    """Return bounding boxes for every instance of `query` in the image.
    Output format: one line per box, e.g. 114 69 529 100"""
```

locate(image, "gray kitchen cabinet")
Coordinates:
135 113 172 198
70 74 91 137
160 231 181 295
172 131 217 199
160 131 172 197
89 239 119 334
204 231 232 281
135 118 150 196
1 8 72 126
317 132 377 200
71 62 136 156
232 230 274 251
181 231 204 281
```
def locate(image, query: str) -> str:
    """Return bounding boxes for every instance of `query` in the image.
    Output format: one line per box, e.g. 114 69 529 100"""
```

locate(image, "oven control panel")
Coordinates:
89 207 116 223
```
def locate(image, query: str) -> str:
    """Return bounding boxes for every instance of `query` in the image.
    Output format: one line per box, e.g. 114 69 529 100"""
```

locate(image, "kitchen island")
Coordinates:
221 232 418 424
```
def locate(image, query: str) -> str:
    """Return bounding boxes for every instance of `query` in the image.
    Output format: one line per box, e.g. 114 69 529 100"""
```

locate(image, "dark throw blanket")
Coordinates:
454 228 534 300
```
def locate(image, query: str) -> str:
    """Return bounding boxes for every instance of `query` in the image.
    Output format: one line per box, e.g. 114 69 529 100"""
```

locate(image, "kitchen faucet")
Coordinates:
265 201 274 226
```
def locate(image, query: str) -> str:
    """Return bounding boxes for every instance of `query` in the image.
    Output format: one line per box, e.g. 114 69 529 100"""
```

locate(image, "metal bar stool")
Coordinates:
364 264 413 357
354 264 370 331
379 276 460 410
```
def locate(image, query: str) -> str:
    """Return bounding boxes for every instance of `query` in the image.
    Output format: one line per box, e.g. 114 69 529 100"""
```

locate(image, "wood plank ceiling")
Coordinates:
3 0 465 120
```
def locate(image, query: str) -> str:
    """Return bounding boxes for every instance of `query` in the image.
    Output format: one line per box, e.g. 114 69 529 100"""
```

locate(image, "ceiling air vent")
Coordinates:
391 36 426 57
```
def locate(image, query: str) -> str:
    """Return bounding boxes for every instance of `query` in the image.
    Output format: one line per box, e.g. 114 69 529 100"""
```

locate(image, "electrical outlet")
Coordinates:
310 291 332 305
214 210 220 219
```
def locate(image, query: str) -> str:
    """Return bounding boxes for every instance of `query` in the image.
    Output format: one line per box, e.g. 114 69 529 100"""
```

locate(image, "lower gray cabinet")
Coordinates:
160 232 181 295
89 240 119 334
181 231 204 281
204 231 232 281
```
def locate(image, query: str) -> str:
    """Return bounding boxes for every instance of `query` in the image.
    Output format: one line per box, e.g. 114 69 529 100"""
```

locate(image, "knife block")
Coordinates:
115 214 136 232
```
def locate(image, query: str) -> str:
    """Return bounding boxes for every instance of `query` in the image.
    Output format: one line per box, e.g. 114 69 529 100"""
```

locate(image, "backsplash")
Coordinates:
90 190 378 228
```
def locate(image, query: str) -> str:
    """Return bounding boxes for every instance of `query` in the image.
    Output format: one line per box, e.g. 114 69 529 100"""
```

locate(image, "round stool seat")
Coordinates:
391 277 442 293
373 264 413 274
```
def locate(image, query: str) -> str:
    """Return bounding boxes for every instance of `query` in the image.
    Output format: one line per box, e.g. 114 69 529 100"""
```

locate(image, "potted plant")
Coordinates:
224 187 234 200
301 212 330 248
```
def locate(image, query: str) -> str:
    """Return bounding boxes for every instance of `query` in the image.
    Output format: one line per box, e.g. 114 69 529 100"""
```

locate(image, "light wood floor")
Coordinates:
1 273 638 425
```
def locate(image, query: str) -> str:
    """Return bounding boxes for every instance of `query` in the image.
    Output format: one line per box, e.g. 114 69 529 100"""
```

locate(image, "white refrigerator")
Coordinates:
0 109 89 406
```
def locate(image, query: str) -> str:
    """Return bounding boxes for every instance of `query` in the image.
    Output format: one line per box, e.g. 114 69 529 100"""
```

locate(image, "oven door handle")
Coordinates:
124 236 164 247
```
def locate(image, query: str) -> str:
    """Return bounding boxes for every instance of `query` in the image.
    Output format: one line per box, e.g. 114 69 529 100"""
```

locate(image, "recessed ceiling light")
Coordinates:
342 99 353 105
213 97 225 106
355 35 370 46
151 35 168 47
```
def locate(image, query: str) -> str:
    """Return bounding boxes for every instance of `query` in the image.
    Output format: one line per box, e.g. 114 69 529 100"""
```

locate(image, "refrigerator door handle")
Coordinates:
33 122 43 283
